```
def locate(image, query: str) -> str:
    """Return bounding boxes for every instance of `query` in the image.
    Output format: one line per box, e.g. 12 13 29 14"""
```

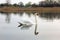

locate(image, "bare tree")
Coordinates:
6 0 10 4
18 2 24 7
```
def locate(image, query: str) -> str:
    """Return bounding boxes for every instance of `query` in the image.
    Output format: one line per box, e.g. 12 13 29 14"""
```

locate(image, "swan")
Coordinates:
18 13 39 35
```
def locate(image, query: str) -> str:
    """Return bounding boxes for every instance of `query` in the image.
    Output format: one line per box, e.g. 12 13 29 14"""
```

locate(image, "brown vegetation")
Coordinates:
0 7 60 13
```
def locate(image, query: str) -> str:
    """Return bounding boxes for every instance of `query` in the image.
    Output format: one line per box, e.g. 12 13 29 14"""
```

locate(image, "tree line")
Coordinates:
0 1 60 7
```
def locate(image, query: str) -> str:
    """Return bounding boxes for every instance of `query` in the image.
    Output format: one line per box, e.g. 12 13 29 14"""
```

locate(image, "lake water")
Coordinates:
0 12 60 40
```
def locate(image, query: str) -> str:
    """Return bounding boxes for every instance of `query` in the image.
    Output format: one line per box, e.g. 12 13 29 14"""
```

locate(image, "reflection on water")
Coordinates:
0 12 60 40
1 12 60 23
5 13 11 23
18 12 24 16
39 12 60 20
0 12 11 23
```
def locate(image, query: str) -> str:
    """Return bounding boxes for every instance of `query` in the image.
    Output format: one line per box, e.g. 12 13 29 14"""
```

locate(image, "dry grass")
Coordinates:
0 7 60 13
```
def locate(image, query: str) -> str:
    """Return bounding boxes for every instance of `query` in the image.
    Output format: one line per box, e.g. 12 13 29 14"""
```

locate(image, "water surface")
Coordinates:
0 12 60 40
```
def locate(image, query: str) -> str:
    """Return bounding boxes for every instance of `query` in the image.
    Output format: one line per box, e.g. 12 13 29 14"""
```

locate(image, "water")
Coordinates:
0 12 60 40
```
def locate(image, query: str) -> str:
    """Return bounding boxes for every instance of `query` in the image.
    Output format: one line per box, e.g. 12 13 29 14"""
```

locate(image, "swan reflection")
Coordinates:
18 20 33 30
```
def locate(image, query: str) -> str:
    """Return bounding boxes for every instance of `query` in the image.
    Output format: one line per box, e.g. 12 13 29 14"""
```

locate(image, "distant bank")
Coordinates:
0 7 60 13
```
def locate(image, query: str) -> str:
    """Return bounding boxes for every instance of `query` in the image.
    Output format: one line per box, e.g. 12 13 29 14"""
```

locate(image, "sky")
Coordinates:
0 0 44 4
0 0 58 4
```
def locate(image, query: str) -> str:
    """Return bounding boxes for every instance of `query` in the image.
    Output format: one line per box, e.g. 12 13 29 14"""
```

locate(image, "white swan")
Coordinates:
18 13 39 35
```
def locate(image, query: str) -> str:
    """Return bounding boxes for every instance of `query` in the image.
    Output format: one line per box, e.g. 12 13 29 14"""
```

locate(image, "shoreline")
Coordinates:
0 7 60 13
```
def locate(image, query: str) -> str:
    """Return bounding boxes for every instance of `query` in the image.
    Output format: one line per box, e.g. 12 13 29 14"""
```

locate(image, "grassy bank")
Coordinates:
0 7 60 13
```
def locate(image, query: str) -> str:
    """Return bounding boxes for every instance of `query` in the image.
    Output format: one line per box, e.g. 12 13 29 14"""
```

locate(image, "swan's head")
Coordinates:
35 13 39 15
35 32 39 35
